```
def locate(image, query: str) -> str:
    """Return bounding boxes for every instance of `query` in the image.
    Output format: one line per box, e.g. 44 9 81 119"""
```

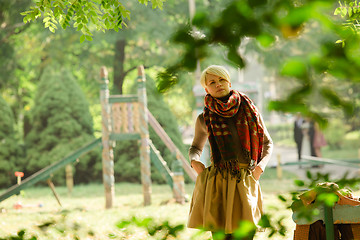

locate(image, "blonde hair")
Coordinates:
200 65 231 88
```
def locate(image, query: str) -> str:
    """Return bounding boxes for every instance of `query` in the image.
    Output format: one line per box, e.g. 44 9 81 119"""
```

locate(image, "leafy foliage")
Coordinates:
156 0 360 125
323 119 349 149
290 171 360 224
0 212 98 239
116 216 185 240
0 0 31 89
1 171 360 239
21 0 165 42
25 65 101 185
0 96 24 188
334 0 360 37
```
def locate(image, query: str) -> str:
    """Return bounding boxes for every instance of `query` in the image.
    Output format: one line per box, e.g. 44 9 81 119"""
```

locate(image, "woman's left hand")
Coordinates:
252 166 263 181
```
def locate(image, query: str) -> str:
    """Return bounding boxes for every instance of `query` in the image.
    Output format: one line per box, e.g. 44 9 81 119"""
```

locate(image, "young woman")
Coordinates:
187 65 273 239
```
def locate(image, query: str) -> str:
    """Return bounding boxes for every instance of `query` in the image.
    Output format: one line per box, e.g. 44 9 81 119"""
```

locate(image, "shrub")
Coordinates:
0 95 24 188
25 66 101 185
343 130 360 149
266 123 294 147
323 119 350 150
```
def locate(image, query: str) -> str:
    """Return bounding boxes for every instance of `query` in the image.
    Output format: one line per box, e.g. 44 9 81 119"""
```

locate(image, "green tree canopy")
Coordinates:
25 65 101 185
154 0 360 126
0 95 23 188
21 0 166 42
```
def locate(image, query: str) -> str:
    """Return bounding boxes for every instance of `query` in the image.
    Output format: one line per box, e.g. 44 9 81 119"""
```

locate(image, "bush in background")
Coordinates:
323 119 350 150
0 95 24 188
266 123 294 147
343 130 360 149
25 65 101 185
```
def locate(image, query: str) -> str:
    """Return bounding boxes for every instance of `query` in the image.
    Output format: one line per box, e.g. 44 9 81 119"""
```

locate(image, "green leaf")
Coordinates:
43 17 50 22
85 35 93 41
278 195 287 202
227 49 245 68
77 23 83 31
80 35 86 43
341 7 348 17
248 0 267 8
319 87 354 116
116 220 131 229
281 59 307 78
17 230 26 237
258 214 271 228
334 7 341 15
192 11 208 27
294 179 305 187
23 15 30 23
317 193 339 206
233 220 256 238
268 98 309 113
256 33 275 48
306 171 312 180
151 0 164 9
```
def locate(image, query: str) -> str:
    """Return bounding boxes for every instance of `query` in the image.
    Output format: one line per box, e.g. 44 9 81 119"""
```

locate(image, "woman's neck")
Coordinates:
217 92 231 102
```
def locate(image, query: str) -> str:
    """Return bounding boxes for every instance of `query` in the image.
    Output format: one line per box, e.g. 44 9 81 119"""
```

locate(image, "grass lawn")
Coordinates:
0 169 307 239
322 146 360 160
2 167 358 239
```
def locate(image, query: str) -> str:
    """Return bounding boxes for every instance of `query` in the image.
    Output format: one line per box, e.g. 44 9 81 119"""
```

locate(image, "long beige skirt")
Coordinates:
187 164 263 234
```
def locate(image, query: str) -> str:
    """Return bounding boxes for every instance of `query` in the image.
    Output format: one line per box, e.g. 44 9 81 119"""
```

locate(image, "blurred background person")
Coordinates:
313 122 327 158
294 113 304 162
301 118 312 159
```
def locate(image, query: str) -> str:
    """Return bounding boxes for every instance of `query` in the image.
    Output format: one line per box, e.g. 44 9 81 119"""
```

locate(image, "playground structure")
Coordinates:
100 65 196 207
0 66 197 208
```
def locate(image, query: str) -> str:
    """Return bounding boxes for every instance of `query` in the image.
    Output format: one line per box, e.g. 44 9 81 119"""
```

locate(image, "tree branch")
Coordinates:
123 66 138 77
1 22 29 44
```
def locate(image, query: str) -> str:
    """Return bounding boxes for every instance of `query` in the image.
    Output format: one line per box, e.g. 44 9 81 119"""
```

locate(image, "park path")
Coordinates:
268 145 360 181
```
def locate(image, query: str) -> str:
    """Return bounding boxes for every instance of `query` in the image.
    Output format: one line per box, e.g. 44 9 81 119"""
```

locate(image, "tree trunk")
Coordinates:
113 39 126 94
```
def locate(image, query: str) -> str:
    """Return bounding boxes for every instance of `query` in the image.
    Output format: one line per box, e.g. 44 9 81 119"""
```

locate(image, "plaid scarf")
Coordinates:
204 90 264 179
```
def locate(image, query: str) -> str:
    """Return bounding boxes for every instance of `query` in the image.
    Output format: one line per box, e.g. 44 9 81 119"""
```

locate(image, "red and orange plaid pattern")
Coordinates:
204 90 264 178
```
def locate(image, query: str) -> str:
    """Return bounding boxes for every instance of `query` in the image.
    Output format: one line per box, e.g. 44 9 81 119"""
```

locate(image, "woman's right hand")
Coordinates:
191 160 205 175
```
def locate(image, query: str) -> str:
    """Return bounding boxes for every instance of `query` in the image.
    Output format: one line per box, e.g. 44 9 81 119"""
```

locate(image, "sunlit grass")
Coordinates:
322 146 360 160
0 170 300 239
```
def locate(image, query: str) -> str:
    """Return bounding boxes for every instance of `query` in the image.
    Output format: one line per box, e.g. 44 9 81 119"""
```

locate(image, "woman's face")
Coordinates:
205 73 231 98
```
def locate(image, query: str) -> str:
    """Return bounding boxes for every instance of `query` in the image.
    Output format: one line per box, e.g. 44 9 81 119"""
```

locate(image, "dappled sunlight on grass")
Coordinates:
0 178 301 239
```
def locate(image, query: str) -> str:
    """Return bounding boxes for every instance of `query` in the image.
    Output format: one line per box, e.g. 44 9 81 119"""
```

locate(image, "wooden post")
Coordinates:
100 66 115 209
358 149 360 176
277 153 282 180
137 65 152 206
147 111 197 181
172 159 185 204
47 179 62 207
65 164 73 196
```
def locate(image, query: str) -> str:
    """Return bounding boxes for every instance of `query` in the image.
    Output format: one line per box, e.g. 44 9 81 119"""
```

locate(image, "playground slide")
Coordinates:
147 111 197 181
0 138 102 203
149 141 173 188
